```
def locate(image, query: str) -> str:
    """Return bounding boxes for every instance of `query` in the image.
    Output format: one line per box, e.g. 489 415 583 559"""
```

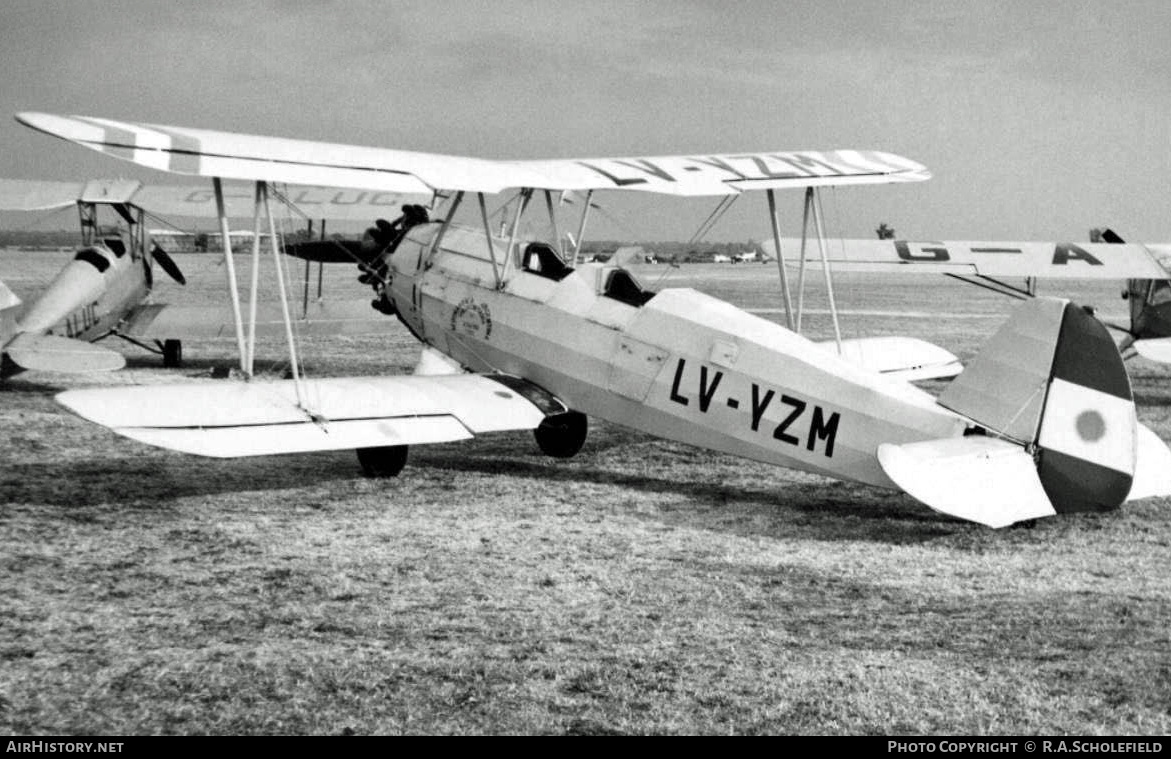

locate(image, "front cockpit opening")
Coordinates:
521 242 573 281
103 237 126 257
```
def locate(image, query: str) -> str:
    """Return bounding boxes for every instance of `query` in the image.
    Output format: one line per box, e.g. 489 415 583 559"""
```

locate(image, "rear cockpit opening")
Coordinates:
603 267 656 307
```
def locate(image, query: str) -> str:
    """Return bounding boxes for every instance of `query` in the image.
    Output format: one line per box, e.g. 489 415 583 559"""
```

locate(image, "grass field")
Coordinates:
2 250 1169 735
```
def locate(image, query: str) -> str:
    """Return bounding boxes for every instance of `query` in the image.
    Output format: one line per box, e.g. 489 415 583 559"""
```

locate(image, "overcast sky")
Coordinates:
2 0 1169 242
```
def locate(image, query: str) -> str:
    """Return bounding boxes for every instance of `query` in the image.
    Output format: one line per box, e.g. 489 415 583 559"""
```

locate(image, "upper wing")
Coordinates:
56 373 565 457
135 182 430 221
0 176 427 220
0 178 95 211
120 300 388 339
17 112 930 197
766 238 1171 279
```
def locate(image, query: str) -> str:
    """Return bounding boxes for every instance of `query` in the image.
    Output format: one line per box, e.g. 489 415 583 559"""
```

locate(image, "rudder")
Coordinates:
940 297 1137 515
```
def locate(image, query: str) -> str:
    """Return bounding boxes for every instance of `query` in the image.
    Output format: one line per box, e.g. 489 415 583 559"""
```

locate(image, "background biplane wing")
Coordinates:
0 176 428 221
765 238 1171 280
120 300 388 340
56 373 565 458
17 112 931 196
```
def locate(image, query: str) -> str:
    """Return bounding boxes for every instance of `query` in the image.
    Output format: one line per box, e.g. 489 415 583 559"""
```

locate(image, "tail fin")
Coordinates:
880 297 1168 526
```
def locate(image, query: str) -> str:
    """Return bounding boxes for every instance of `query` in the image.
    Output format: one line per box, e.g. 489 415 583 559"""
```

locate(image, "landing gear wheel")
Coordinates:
533 411 588 459
357 445 409 477
162 339 182 368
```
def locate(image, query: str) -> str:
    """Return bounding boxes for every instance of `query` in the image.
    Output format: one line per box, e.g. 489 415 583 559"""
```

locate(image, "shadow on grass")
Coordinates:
1 438 959 543
412 448 962 544
0 452 361 510
120 354 305 375
0 376 67 394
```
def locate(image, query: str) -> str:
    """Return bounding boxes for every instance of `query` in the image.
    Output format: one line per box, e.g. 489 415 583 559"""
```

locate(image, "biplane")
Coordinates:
16 111 1171 528
0 177 422 375
762 231 1171 363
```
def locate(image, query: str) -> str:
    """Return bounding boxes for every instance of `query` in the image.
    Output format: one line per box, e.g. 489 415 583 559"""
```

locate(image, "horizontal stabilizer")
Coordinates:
0 278 20 311
1127 423 1171 502
56 373 563 458
877 436 1056 528
815 336 962 381
1132 337 1171 364
6 333 125 373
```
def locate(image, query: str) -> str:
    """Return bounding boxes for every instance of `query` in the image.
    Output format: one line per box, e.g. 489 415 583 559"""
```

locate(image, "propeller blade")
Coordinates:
151 244 187 285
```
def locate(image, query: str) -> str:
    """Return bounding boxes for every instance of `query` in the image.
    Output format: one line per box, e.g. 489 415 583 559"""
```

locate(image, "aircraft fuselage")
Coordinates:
385 223 968 488
19 242 149 342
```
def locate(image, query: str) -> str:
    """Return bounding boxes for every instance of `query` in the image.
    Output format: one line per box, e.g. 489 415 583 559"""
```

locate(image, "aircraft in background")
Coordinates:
17 111 1171 528
0 178 186 374
762 232 1171 363
0 177 425 375
1097 228 1171 363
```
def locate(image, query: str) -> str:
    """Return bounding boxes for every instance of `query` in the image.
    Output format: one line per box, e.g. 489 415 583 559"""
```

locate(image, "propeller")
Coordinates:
151 243 186 285
357 207 430 285
361 218 397 258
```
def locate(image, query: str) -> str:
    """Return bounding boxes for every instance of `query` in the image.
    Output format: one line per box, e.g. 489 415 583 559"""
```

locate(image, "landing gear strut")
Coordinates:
357 445 409 477
162 339 182 368
534 410 588 458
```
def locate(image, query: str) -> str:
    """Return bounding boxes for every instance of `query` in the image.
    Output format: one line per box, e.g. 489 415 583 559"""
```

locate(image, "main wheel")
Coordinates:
162 339 182 368
357 445 408 477
533 411 588 459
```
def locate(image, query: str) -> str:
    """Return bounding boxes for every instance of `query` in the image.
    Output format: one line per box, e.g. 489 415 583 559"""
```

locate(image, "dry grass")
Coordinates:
1 251 1169 735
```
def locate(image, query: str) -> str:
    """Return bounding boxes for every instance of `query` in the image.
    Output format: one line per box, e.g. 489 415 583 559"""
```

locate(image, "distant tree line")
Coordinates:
0 230 83 249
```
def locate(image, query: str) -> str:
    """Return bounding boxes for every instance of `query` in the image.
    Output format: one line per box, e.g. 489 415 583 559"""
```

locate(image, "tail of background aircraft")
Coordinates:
878 297 1171 527
0 276 125 376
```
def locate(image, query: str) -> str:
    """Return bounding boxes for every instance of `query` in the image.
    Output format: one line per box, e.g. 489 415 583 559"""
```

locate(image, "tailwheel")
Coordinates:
162 339 182 368
357 445 409 477
533 410 588 459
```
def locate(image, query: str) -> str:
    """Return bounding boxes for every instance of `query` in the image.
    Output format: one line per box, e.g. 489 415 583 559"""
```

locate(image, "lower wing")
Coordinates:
56 373 566 457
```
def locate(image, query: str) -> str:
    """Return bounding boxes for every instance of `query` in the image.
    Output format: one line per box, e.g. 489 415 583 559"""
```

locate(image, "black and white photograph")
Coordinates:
1 0 1169 738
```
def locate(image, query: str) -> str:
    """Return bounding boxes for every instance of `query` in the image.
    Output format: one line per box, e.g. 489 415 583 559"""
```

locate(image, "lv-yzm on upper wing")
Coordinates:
16 113 930 196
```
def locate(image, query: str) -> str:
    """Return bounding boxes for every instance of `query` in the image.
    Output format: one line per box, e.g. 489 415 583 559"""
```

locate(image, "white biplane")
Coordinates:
16 112 1171 528
763 231 1171 363
0 176 422 375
